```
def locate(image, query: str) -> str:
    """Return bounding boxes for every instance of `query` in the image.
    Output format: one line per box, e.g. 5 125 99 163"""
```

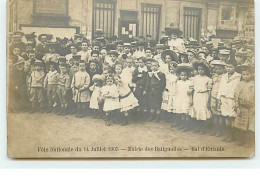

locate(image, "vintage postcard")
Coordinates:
7 0 255 158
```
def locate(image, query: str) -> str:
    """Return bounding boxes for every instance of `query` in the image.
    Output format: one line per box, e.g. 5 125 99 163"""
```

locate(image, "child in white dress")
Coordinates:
114 75 139 126
89 74 103 118
161 62 178 122
174 65 193 131
102 75 120 126
190 60 213 134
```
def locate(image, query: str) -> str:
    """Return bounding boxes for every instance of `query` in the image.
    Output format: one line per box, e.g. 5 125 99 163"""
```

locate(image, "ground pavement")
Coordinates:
7 112 254 158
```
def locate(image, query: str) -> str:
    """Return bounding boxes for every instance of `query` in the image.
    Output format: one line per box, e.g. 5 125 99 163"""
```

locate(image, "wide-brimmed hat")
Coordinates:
169 61 179 68
187 49 197 56
33 60 43 66
210 60 226 66
176 63 192 75
219 49 230 55
123 43 131 48
236 63 254 73
161 49 178 62
192 59 212 76
38 34 48 41
108 50 119 56
25 32 36 41
155 44 165 49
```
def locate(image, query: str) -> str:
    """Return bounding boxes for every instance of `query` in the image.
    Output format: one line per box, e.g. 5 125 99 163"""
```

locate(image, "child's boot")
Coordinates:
155 112 161 123
121 115 129 126
148 112 155 122
29 103 36 114
105 114 111 126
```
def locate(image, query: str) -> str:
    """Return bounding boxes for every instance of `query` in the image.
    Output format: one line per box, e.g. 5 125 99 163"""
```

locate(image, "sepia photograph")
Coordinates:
6 0 255 158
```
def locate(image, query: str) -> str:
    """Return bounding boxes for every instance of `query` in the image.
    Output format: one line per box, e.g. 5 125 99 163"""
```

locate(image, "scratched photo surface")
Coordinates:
7 0 255 158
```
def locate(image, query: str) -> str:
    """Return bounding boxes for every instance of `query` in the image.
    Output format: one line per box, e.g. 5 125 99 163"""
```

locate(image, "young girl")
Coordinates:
161 62 178 122
179 52 189 64
210 60 226 136
190 59 213 135
114 75 139 126
57 64 71 115
102 75 120 126
89 74 103 119
234 64 254 147
132 57 148 121
44 62 59 113
71 61 91 118
217 59 241 142
174 65 193 131
121 57 135 88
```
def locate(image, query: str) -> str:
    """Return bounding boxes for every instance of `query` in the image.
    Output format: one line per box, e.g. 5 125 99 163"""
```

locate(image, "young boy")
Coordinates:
210 60 226 136
44 62 59 113
144 60 166 122
57 64 71 115
217 59 241 142
28 60 46 113
71 61 91 118
132 57 148 121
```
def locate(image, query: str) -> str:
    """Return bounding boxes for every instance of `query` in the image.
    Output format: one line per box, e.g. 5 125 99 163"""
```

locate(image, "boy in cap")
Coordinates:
44 62 59 113
57 64 71 115
132 57 148 121
210 60 226 136
219 49 230 62
217 59 241 142
28 60 46 113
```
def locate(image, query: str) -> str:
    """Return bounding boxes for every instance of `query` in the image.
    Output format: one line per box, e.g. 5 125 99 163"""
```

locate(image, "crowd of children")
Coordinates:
8 28 255 147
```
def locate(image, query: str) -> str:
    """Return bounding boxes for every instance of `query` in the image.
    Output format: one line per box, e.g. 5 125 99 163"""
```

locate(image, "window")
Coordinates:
183 7 201 40
93 1 116 38
141 4 161 41
9 0 18 33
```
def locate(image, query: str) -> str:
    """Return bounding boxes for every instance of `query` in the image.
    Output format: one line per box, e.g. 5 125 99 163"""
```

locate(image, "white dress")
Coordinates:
161 73 177 111
102 84 120 112
89 85 101 110
175 80 191 114
117 81 139 112
166 74 179 113
189 75 212 120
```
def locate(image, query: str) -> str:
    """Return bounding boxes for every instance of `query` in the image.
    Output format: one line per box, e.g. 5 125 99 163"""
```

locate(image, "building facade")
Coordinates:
8 0 254 41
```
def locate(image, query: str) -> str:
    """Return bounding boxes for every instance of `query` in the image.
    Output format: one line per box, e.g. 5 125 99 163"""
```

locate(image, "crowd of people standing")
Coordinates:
8 28 255 147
